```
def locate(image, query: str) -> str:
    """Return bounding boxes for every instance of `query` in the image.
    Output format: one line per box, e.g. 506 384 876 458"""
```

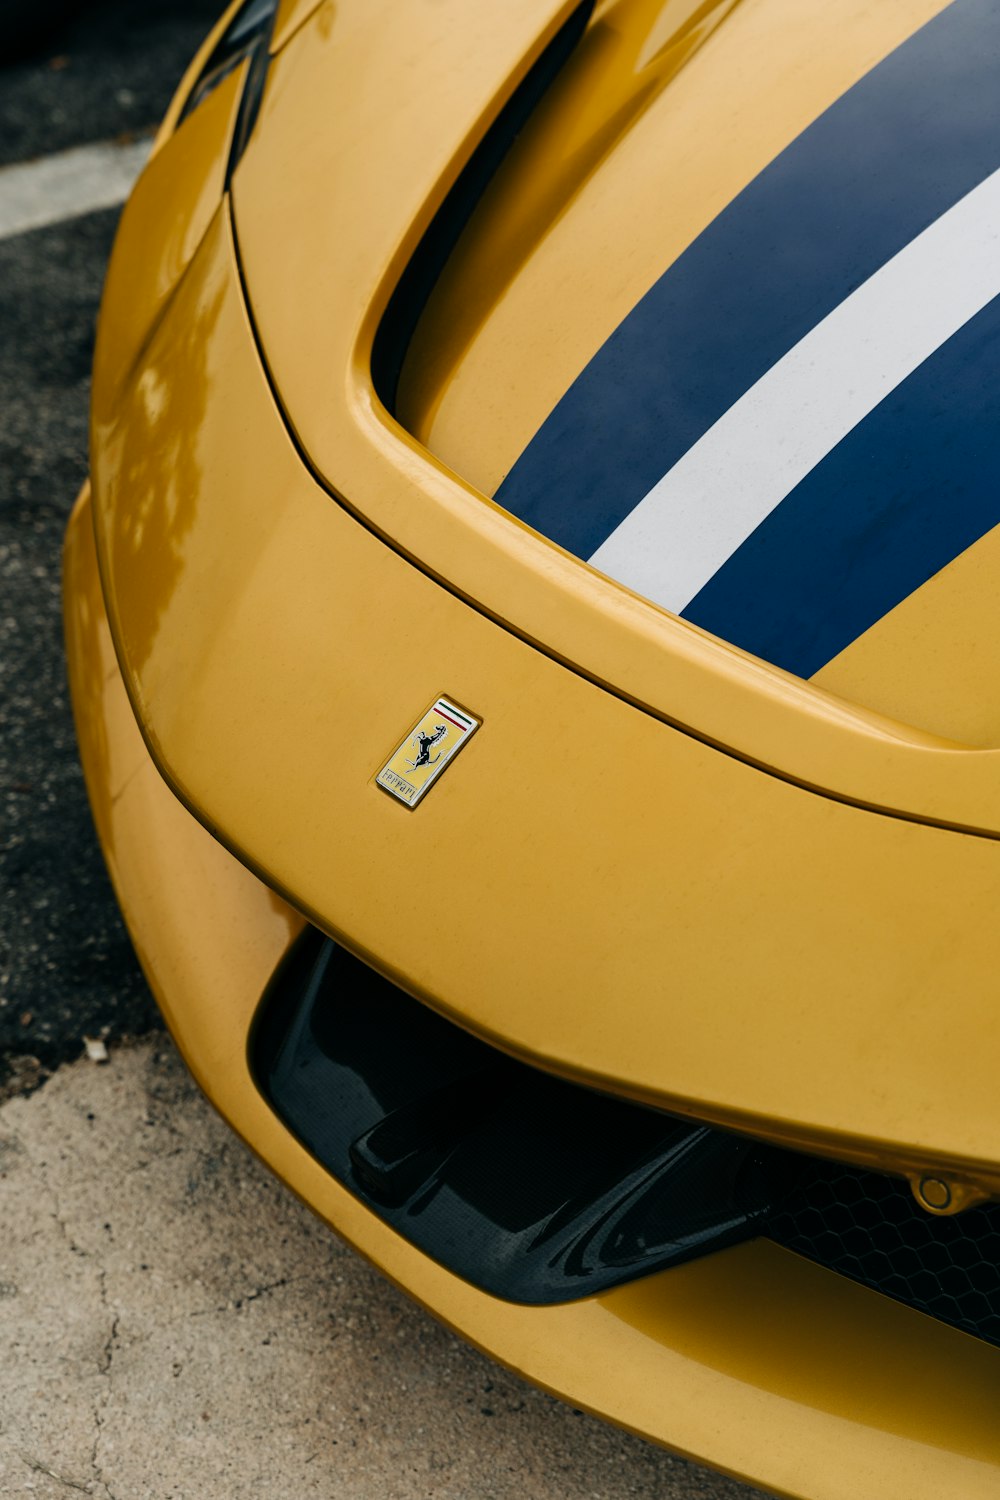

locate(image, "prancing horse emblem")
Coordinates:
376 696 480 808
406 723 447 770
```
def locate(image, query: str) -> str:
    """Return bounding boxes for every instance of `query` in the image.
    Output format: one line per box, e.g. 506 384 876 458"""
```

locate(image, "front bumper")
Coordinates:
65 478 1000 1500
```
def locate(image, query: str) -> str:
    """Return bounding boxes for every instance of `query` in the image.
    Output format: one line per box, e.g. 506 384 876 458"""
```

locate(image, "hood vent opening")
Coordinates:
371 0 595 417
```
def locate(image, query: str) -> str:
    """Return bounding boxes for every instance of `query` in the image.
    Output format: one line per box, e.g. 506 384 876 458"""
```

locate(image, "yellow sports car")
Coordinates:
63 0 1000 1494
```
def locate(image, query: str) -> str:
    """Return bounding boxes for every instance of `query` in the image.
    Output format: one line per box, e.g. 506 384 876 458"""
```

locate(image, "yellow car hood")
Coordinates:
229 0 1000 835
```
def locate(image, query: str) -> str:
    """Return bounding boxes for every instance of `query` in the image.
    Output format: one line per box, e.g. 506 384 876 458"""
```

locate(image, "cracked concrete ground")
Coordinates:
0 1038 764 1500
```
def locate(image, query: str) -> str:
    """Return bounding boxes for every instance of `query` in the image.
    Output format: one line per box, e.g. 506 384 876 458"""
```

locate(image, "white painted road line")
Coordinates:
0 136 151 241
588 163 1000 615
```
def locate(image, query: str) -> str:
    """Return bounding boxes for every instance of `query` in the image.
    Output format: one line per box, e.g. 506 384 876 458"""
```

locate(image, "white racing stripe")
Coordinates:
588 165 1000 614
0 137 151 241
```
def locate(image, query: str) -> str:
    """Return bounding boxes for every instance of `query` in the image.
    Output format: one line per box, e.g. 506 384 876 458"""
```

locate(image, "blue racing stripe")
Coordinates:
681 292 1000 678
494 0 1000 561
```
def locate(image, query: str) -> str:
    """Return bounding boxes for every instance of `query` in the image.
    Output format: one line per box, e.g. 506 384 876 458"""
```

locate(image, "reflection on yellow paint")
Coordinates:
398 0 743 447
103 239 224 673
396 0 953 494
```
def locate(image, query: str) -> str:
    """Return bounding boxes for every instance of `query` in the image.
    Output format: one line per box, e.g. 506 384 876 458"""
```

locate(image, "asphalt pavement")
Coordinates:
0 0 220 168
0 0 223 1098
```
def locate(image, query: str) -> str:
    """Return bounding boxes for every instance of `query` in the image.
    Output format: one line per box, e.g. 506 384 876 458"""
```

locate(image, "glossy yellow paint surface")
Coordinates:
397 0 952 494
88 192 1000 1192
815 521 1000 748
152 0 325 147
271 0 327 53
65 483 1000 1500
103 65 244 386
153 0 245 146
63 483 303 1048
224 0 1000 840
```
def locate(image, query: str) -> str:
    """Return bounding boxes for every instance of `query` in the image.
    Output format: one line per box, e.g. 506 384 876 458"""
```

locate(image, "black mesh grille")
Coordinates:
767 1162 1000 1347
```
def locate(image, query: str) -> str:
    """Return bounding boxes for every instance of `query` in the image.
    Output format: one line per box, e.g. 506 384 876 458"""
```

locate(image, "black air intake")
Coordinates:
252 928 1000 1342
251 929 800 1304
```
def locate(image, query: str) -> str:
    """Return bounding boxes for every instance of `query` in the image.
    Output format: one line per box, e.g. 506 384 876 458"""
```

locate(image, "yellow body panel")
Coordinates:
221 0 1000 838
64 484 1000 1500
88 197 1000 1190
815 522 1000 748
271 0 326 52
397 0 952 494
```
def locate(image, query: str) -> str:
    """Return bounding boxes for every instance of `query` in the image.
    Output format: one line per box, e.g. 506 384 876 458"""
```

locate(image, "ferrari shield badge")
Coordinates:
375 696 480 808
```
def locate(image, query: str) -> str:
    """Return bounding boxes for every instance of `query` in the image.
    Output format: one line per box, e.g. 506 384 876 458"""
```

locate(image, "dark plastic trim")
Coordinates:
251 929 1000 1340
250 928 801 1305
